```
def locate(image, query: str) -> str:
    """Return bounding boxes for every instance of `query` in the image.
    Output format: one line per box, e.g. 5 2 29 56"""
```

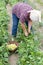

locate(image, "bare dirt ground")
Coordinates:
9 54 18 65
6 4 43 65
6 4 12 35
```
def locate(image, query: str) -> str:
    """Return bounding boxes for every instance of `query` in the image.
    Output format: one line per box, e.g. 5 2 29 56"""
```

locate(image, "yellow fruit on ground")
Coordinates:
7 44 17 51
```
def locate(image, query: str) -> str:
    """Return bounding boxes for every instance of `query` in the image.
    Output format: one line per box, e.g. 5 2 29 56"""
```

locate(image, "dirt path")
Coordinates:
6 4 12 35
9 54 18 65
6 4 18 65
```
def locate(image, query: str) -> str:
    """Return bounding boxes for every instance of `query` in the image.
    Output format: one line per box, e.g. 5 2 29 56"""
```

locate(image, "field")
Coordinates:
0 0 43 65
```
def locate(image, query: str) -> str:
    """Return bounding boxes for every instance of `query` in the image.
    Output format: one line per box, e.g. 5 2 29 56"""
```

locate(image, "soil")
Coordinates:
8 54 18 65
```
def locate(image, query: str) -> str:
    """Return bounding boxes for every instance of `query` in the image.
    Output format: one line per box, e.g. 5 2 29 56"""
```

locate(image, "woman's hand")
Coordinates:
24 31 28 36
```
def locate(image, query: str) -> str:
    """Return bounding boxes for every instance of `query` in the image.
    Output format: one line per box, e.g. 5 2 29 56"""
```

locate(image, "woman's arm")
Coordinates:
28 20 32 34
20 22 28 36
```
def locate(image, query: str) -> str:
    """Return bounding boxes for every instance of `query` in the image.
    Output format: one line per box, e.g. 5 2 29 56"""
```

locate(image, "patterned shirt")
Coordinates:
12 3 33 23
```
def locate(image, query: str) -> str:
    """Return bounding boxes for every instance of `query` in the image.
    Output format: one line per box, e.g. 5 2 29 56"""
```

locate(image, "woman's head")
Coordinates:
27 9 41 22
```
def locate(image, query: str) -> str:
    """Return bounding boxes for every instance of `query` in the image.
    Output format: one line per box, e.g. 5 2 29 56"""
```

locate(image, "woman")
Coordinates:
12 3 41 37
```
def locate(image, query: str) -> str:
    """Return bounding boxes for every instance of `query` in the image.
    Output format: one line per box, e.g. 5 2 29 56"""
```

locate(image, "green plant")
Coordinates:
36 0 43 6
18 34 43 65
8 0 18 5
0 44 9 65
0 1 9 65
0 1 9 45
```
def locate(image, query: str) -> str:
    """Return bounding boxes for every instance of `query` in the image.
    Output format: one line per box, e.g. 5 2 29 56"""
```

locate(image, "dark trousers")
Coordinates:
12 14 33 37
